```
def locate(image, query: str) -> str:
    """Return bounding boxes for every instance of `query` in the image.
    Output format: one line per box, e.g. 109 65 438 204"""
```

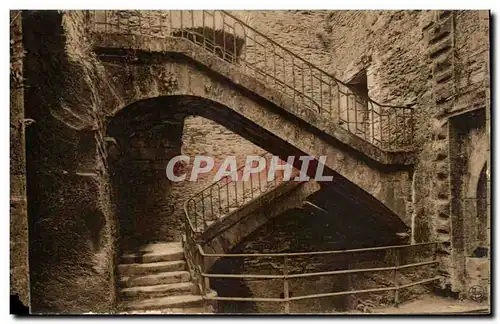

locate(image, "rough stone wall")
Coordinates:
10 10 30 307
418 11 490 294
23 11 118 313
112 123 184 248
248 10 490 295
249 11 431 104
211 209 352 314
169 116 265 240
211 205 434 314
17 10 490 312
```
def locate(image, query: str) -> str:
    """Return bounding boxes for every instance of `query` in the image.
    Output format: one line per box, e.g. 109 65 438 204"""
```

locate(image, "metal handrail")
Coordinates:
197 241 439 258
195 241 439 313
87 10 415 151
181 152 299 296
202 260 439 279
184 152 299 234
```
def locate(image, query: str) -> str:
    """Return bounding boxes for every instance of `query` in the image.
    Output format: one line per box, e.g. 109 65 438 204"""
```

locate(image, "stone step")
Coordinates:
121 242 184 264
118 260 186 276
121 271 191 287
121 294 204 311
120 281 199 299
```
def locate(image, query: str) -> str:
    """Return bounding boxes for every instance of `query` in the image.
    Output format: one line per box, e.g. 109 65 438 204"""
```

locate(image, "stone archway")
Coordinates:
474 164 488 255
448 108 489 298
106 95 409 251
93 35 414 227
464 130 488 258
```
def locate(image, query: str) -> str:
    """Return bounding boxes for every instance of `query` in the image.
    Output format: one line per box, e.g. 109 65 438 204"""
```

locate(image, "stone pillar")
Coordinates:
10 10 30 308
22 11 118 313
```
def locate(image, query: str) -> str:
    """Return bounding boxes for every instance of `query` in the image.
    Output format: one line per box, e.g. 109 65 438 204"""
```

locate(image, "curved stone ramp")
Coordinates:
201 180 322 269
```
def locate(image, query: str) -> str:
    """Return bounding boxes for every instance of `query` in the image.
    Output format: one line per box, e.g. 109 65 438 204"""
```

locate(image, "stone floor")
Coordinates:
366 295 489 314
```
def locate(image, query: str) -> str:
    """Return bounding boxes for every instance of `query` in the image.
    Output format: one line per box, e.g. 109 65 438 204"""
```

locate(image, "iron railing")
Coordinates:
182 152 300 299
86 11 425 311
184 152 300 234
188 241 439 313
87 10 415 151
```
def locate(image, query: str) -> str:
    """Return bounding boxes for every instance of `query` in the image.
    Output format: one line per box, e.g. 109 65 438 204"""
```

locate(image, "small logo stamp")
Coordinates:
468 285 485 302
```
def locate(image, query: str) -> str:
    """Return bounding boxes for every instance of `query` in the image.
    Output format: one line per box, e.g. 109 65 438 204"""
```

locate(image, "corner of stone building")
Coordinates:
412 10 457 292
10 9 30 308
413 10 491 298
22 10 119 313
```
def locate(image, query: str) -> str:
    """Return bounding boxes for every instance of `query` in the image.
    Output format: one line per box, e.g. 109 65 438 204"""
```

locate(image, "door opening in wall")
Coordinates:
346 69 369 137
473 163 488 258
347 69 368 98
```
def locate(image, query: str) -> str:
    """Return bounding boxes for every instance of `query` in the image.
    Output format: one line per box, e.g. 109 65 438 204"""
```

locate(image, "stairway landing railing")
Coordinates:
184 152 300 234
196 241 439 313
87 10 415 151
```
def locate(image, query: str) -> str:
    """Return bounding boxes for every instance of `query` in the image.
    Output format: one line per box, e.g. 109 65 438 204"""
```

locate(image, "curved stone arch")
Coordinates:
106 93 408 234
465 130 488 199
463 129 488 257
96 42 412 229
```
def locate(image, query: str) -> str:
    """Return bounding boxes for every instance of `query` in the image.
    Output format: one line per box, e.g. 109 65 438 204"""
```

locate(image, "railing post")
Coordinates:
411 108 415 147
370 102 375 145
336 85 341 123
199 249 209 311
283 255 290 314
201 191 206 230
393 248 400 307
346 262 356 311
354 95 358 135
203 259 210 296
380 108 384 147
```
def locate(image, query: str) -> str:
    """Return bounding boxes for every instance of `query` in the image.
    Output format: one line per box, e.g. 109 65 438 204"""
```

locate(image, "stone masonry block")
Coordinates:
432 179 450 200
435 200 451 219
432 140 449 161
433 53 453 75
435 83 454 103
430 16 452 44
435 69 453 84
429 37 452 59
434 160 449 180
436 217 451 234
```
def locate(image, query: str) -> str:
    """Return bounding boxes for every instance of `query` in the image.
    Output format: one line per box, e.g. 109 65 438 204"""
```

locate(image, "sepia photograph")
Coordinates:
9 4 492 316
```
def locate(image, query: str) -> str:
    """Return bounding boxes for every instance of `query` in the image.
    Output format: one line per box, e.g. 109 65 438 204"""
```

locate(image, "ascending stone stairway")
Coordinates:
117 242 213 314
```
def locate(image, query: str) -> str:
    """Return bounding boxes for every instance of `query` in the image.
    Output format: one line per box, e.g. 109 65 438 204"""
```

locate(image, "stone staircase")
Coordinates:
117 242 213 314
